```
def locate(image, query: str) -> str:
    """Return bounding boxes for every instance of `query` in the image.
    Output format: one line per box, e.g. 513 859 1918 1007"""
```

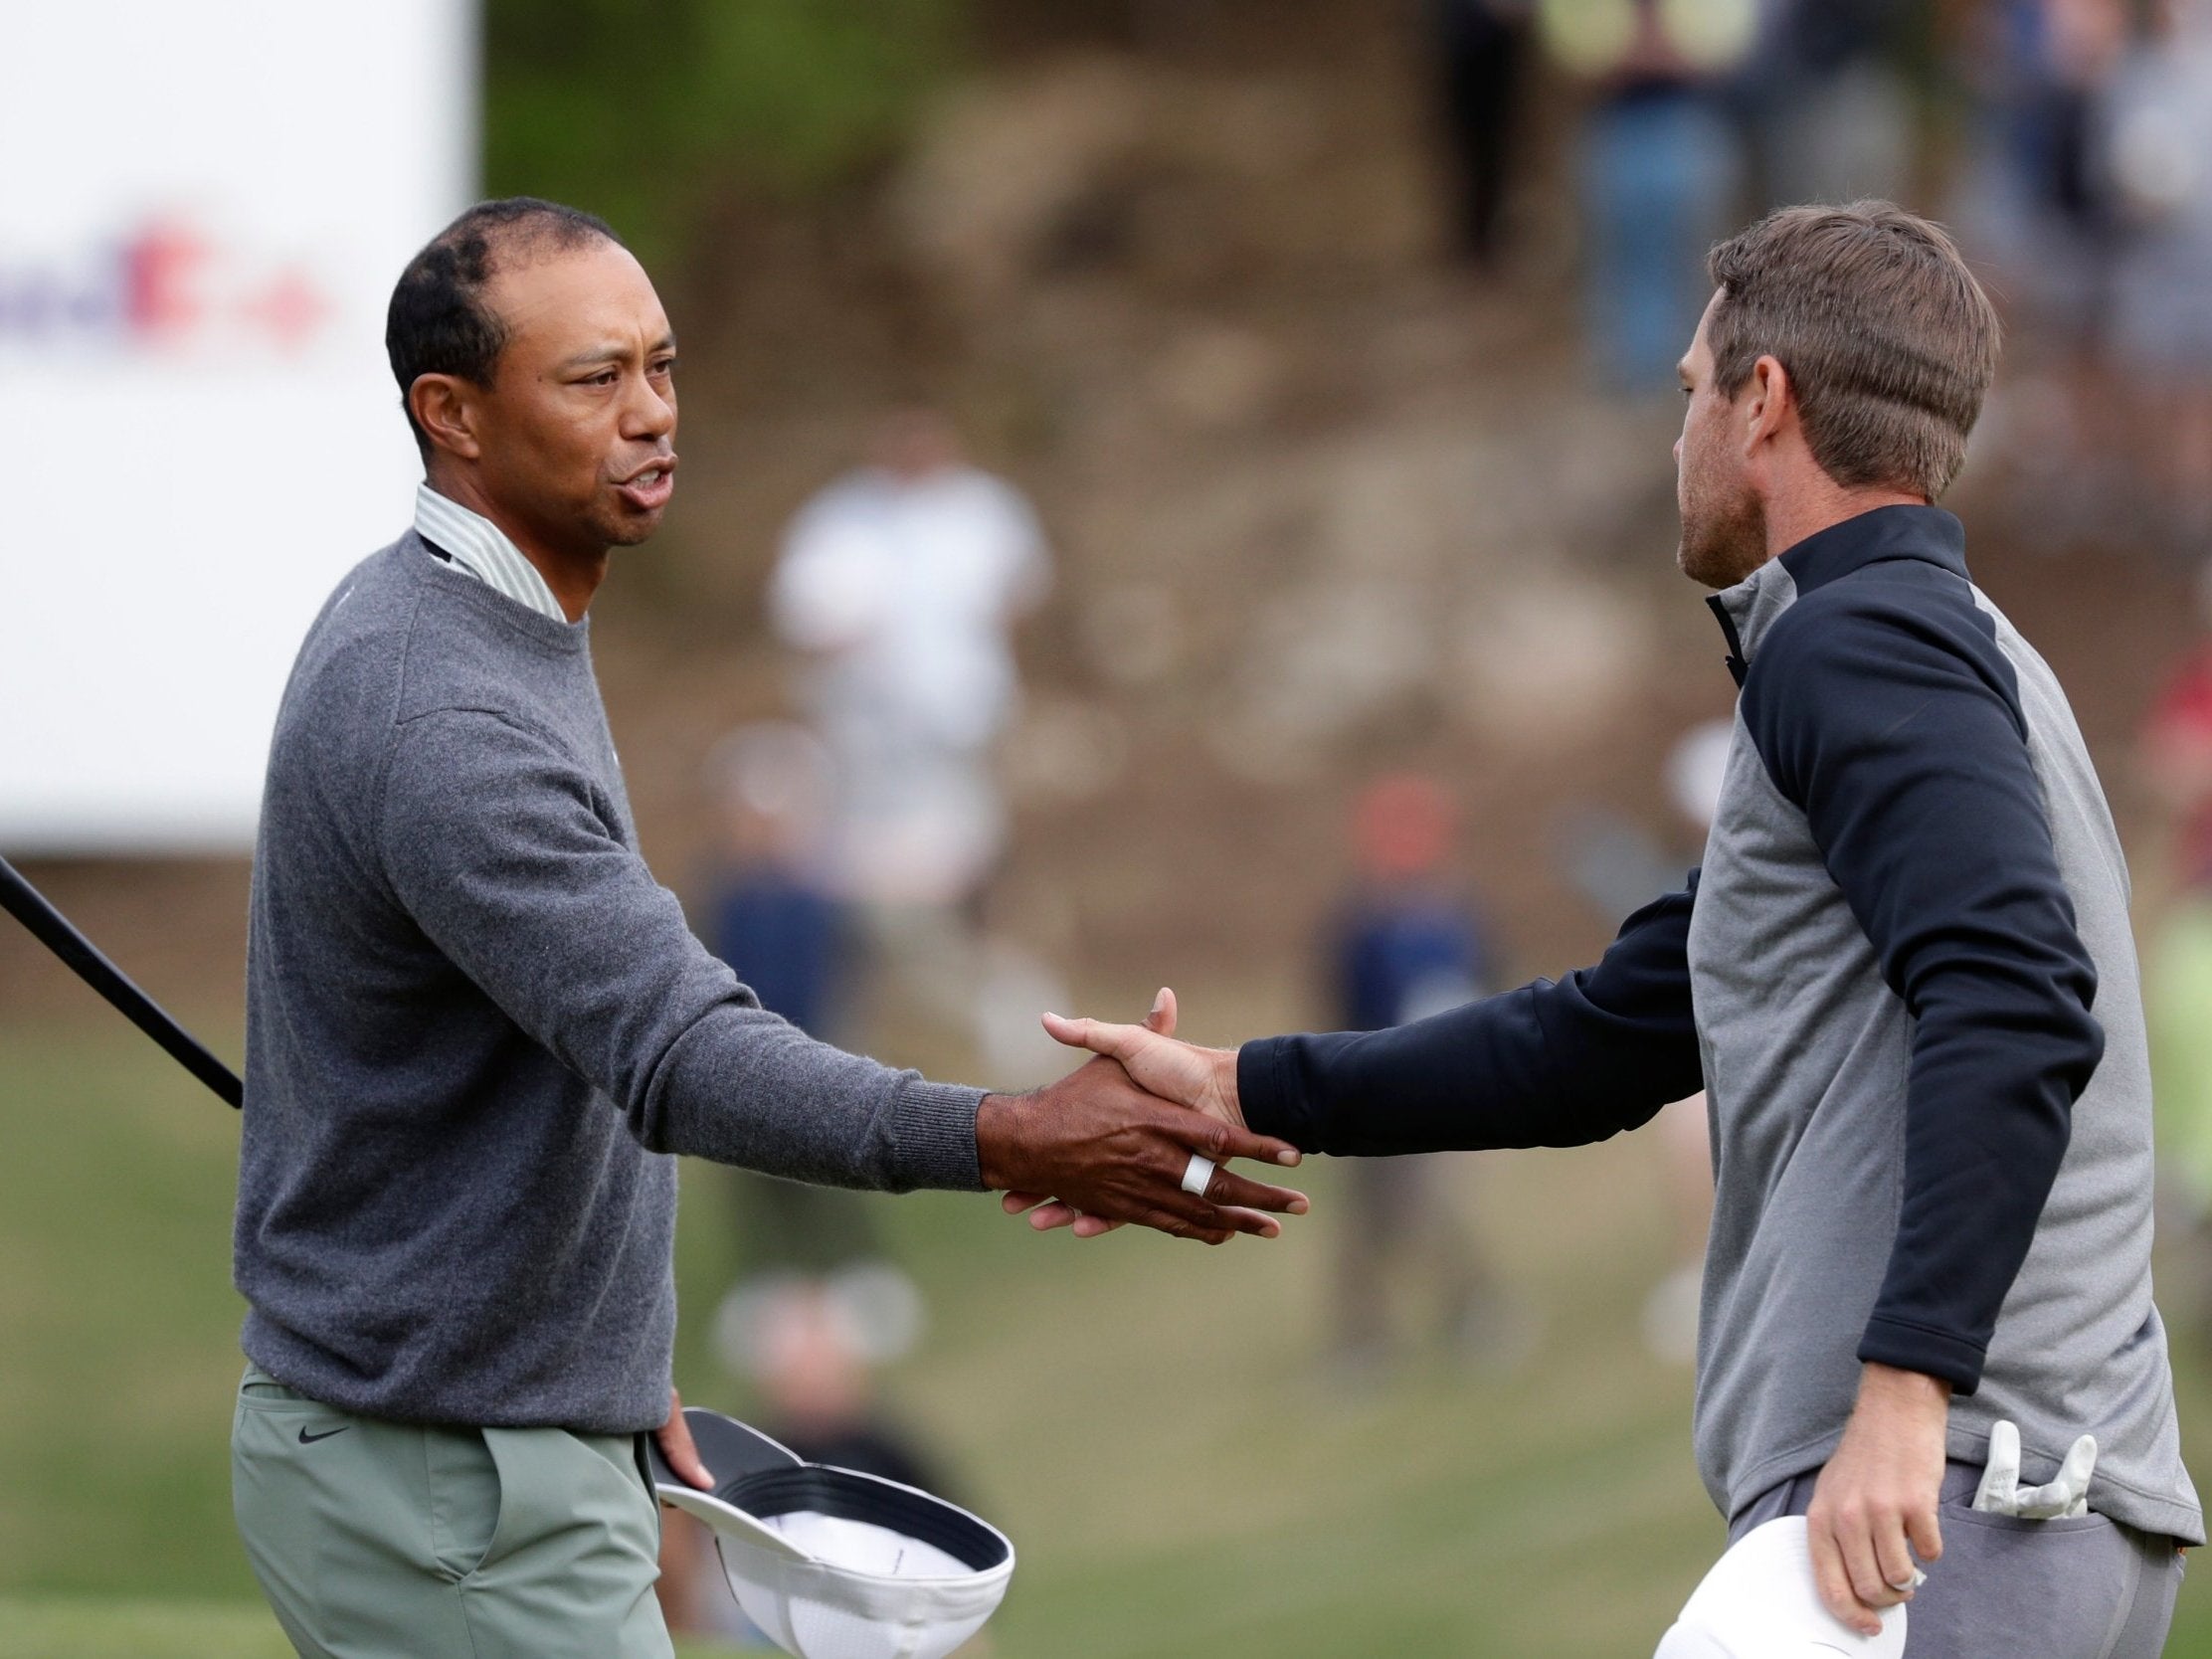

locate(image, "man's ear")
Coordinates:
409 374 482 461
1742 353 1792 455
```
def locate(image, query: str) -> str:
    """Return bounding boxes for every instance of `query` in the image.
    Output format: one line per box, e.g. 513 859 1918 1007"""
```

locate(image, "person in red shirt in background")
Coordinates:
1324 776 1529 1381
2143 563 2212 1297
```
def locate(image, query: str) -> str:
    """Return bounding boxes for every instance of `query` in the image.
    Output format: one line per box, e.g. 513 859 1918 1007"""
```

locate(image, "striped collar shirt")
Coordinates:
413 483 570 624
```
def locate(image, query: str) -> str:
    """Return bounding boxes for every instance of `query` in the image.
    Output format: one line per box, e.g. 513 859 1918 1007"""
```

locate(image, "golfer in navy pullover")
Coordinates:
1034 204 2200 1655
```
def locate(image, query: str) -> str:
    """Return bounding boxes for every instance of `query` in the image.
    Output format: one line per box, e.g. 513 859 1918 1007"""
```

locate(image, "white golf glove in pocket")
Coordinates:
1971 1419 2097 1520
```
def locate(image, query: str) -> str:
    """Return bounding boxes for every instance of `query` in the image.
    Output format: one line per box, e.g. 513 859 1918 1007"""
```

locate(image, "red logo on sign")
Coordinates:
1 214 333 354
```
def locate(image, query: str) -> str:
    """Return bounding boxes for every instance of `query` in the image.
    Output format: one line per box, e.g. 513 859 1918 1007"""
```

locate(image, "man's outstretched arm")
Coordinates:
1040 875 1705 1161
377 708 1307 1244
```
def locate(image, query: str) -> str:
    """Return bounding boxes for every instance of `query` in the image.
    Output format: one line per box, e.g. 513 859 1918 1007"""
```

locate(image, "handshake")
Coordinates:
973 988 1309 1245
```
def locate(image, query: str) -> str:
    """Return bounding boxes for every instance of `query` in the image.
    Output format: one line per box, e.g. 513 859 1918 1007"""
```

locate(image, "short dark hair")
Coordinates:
385 198 620 458
1705 202 2001 501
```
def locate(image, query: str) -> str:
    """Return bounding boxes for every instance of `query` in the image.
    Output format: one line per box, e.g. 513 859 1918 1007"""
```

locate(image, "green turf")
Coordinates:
0 1599 729 1659
5 1017 2211 1655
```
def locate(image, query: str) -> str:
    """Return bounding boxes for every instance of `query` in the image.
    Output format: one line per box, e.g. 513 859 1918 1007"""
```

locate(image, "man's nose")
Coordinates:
622 375 675 442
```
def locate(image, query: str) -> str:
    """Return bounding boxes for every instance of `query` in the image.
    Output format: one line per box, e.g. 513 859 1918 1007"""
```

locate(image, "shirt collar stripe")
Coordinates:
413 483 570 624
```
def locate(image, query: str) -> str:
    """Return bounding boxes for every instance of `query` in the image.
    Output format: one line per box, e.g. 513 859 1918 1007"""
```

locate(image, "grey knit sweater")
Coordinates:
236 533 985 1433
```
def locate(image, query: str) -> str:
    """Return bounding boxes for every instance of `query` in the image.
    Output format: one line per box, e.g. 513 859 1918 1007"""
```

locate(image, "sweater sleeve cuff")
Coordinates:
1858 1316 1985 1395
893 1079 989 1193
1237 1037 1317 1151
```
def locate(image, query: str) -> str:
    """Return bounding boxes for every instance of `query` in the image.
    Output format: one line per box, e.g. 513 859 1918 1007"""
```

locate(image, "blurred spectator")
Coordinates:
1426 0 1537 268
1736 0 1913 208
2108 0 2212 543
770 410 1066 1081
1952 0 2131 340
696 723 891 1283
662 1271 959 1648
1328 776 1525 1380
1539 0 1753 389
1946 1 2137 547
2143 567 2212 1247
721 1271 945 1490
1550 723 1728 1363
703 724 845 1041
770 409 1050 916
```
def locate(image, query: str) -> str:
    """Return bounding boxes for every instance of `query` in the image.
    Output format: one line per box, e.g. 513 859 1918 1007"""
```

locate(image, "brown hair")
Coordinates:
1705 202 2001 500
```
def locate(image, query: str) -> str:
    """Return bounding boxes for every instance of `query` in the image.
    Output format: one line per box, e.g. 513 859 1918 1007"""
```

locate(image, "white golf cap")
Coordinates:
650 1408 1014 1659
1654 1518 1906 1659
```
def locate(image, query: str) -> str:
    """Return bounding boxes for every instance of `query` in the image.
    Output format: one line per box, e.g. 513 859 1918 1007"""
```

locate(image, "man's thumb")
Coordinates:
1146 987 1179 1036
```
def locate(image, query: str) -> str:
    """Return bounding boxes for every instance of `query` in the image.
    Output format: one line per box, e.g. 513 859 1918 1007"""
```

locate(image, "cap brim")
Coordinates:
647 1408 812 1562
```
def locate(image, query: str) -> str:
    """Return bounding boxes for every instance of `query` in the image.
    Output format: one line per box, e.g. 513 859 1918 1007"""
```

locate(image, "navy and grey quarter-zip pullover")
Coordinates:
1239 505 2201 1544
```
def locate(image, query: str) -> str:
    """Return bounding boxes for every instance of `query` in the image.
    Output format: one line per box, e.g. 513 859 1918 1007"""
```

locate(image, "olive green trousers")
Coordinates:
231 1365 673 1658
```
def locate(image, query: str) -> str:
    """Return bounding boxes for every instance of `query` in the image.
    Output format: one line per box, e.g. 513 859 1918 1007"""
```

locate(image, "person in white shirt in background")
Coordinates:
770 410 1060 1079
2109 0 2212 542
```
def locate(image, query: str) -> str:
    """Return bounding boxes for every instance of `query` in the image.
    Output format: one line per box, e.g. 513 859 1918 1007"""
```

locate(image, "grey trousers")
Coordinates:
1734 1459 2184 1658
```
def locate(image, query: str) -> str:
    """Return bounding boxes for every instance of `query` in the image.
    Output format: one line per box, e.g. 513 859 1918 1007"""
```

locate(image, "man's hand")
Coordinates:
1005 989 1256 1237
1041 988 1243 1126
654 1387 714 1495
1805 1363 1949 1636
977 994 1303 1246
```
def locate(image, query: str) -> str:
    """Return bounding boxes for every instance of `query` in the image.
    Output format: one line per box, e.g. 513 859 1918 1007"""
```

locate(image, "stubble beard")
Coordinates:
585 496 665 551
1676 477 1766 591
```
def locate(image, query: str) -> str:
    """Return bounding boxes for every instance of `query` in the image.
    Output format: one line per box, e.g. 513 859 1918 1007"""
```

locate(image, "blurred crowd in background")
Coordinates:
1427 0 2212 545
13 0 2212 1647
614 6 2212 1645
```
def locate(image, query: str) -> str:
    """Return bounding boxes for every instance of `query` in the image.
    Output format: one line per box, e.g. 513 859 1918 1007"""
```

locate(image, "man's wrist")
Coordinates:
1233 1038 1297 1144
1858 1361 1952 1413
1201 1044 1242 1128
974 1090 1032 1192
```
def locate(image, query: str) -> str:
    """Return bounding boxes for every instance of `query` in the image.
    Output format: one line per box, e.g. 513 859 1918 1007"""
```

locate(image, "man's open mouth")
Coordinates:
617 460 676 511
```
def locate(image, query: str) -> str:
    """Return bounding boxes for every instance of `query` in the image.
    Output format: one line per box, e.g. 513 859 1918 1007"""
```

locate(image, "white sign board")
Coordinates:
0 1 473 851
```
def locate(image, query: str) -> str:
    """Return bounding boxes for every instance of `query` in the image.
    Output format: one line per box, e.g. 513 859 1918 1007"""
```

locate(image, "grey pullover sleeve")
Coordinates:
376 708 985 1192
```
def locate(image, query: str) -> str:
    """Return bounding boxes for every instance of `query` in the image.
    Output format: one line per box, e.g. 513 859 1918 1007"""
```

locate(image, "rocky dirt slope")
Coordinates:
6 3 2203 1037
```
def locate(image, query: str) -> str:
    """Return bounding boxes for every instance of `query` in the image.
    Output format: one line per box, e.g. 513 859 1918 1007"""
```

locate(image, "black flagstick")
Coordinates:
0 853 244 1109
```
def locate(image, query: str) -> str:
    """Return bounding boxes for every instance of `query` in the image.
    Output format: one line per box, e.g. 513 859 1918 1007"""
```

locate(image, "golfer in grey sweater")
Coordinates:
230 198 1308 1659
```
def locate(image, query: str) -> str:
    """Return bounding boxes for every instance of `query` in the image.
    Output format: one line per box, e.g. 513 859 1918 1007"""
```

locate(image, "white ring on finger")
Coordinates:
1181 1153 1216 1197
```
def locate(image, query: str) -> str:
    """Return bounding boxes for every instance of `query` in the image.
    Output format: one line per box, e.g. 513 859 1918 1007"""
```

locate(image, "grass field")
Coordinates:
6 1014 2212 1656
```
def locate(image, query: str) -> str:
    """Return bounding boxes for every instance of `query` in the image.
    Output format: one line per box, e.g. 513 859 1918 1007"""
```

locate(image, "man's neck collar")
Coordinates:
420 472 604 623
1706 504 1967 681
1772 502 1966 595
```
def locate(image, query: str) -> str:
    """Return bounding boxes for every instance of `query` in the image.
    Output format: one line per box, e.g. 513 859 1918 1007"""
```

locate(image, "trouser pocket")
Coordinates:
1901 1494 2141 1659
231 1366 669 1659
456 1425 670 1657
231 1368 479 1657
424 1423 501 1582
